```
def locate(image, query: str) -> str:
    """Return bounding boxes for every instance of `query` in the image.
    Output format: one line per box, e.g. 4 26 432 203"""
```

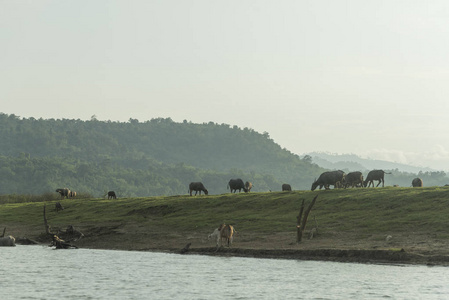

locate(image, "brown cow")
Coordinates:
218 224 235 247
244 181 253 192
107 191 117 199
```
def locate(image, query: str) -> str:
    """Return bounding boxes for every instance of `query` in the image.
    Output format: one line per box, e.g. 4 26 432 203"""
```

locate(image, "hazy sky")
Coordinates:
2 1 449 170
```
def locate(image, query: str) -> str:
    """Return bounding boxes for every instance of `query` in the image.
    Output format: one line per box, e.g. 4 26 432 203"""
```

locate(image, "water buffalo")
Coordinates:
0 236 16 247
282 183 292 191
56 188 70 199
227 178 248 193
245 181 253 192
364 170 391 187
311 170 345 191
189 182 208 196
107 191 117 199
342 171 364 188
412 178 423 187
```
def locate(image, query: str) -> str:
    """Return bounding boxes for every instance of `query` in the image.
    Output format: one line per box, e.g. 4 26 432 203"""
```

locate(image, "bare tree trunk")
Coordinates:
296 199 305 243
296 195 318 243
43 205 52 235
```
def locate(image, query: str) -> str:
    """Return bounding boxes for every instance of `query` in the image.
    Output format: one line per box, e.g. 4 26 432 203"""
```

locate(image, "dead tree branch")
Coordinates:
43 204 79 249
296 195 318 243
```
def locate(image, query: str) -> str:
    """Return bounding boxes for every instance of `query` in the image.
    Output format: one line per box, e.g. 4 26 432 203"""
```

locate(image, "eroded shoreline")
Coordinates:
170 247 449 266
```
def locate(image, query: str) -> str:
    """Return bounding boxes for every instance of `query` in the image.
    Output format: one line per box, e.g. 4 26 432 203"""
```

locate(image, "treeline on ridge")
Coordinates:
0 113 447 197
0 114 321 196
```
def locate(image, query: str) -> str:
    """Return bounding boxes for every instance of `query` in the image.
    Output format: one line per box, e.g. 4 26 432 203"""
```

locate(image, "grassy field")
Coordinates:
1 186 449 243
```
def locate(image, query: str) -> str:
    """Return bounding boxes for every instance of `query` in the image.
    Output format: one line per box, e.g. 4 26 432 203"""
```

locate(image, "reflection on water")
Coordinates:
0 245 448 299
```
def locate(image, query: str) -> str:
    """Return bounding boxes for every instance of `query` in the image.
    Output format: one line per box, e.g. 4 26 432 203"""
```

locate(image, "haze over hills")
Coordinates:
307 152 438 174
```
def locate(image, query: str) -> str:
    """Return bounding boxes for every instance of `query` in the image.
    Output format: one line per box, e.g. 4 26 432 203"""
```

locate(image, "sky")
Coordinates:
2 1 449 171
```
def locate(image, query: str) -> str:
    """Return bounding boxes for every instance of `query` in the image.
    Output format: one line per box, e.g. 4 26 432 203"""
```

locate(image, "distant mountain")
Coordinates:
307 152 437 174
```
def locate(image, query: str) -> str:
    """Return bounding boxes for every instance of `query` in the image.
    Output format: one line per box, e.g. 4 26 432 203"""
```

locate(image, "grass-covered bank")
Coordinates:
1 187 449 265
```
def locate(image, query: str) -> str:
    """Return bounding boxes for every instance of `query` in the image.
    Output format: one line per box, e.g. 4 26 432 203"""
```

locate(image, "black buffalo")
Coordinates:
412 178 423 187
189 182 209 196
56 188 70 199
282 183 292 191
342 171 364 188
311 170 345 191
364 170 391 187
227 178 248 193
107 191 117 199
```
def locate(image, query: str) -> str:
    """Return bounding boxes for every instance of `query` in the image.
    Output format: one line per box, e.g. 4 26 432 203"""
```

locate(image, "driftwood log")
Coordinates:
180 243 191 254
43 205 81 249
296 195 318 243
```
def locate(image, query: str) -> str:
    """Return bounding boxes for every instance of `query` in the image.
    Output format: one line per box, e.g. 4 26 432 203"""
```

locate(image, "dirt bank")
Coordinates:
184 247 449 266
17 223 447 266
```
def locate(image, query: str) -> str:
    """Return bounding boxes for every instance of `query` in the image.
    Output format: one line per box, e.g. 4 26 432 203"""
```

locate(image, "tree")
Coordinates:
296 195 318 243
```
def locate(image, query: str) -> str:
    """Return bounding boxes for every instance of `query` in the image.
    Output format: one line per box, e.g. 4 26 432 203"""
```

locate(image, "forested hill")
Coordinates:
0 114 323 196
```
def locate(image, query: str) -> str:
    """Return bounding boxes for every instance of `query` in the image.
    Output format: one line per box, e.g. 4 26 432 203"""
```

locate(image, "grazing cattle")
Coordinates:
0 236 16 247
56 188 70 199
208 224 236 247
69 191 76 198
245 181 253 192
364 170 391 187
219 224 235 247
311 170 345 191
412 178 423 187
107 191 117 199
282 183 292 191
227 178 248 193
342 171 364 188
55 202 64 212
189 182 209 196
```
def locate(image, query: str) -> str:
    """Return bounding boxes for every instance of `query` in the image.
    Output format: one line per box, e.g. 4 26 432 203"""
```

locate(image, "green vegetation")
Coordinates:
2 187 449 238
0 113 323 196
1 113 447 197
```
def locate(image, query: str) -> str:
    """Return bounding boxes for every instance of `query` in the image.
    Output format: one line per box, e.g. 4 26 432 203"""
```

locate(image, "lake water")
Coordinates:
0 245 448 299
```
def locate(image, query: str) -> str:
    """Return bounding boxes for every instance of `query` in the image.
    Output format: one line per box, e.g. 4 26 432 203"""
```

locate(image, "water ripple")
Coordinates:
0 246 448 299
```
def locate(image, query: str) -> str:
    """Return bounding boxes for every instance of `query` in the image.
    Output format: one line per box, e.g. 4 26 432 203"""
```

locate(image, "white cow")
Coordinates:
0 236 16 246
208 228 220 246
